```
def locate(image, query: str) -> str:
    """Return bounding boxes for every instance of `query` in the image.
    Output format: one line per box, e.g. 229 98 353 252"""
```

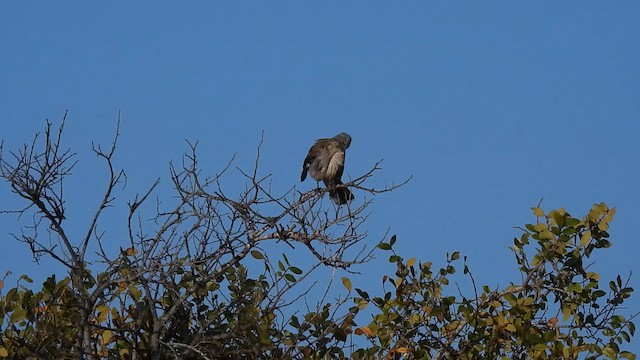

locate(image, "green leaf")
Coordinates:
389 235 397 246
451 251 460 261
522 297 534 306
562 304 572 321
533 343 548 351
620 330 631 342
290 266 303 275
539 229 556 241
620 351 636 360
284 274 296 282
377 242 391 250
342 277 352 292
565 217 580 227
9 307 27 323
129 286 142 301
532 207 544 217
356 288 370 300
580 230 592 247
567 282 582 293
610 281 618 292
250 250 264 260
551 210 565 227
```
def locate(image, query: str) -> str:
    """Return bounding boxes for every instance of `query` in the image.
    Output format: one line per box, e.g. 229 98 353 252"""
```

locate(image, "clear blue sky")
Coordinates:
2 2 639 353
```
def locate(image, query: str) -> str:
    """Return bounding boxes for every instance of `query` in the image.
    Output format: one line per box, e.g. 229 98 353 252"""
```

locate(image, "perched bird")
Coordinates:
301 132 354 205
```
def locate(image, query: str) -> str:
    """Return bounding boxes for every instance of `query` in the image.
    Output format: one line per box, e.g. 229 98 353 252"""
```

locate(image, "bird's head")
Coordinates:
334 132 352 149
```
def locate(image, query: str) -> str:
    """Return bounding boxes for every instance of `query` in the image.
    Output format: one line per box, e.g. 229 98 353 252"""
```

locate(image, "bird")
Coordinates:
301 132 354 205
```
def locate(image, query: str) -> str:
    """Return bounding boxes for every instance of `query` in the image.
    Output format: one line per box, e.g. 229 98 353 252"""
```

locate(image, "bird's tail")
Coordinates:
329 182 354 205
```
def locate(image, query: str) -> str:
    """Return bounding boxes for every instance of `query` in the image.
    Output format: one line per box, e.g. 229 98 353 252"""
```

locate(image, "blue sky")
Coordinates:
2 2 639 353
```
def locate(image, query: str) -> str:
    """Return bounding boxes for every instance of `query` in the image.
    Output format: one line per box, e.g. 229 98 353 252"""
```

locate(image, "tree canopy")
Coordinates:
0 115 636 359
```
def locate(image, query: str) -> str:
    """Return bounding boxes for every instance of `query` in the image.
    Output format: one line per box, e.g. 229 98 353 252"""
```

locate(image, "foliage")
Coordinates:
0 114 636 359
348 205 636 359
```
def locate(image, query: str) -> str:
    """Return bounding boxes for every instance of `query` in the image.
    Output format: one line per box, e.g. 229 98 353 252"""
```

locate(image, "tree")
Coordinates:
0 113 636 359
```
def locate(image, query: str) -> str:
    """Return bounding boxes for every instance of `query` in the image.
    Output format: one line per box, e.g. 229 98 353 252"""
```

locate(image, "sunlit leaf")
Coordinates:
359 326 373 336
357 298 369 310
586 272 600 280
342 277 352 292
598 221 609 231
603 345 617 359
406 257 416 267
532 207 544 217
533 223 547 232
96 304 110 323
101 330 112 345
581 230 592 246
125 247 138 256
496 313 507 327
0 347 7 358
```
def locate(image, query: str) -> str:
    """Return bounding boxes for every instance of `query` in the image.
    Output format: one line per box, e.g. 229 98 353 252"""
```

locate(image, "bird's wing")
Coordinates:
324 145 345 186
301 138 332 182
